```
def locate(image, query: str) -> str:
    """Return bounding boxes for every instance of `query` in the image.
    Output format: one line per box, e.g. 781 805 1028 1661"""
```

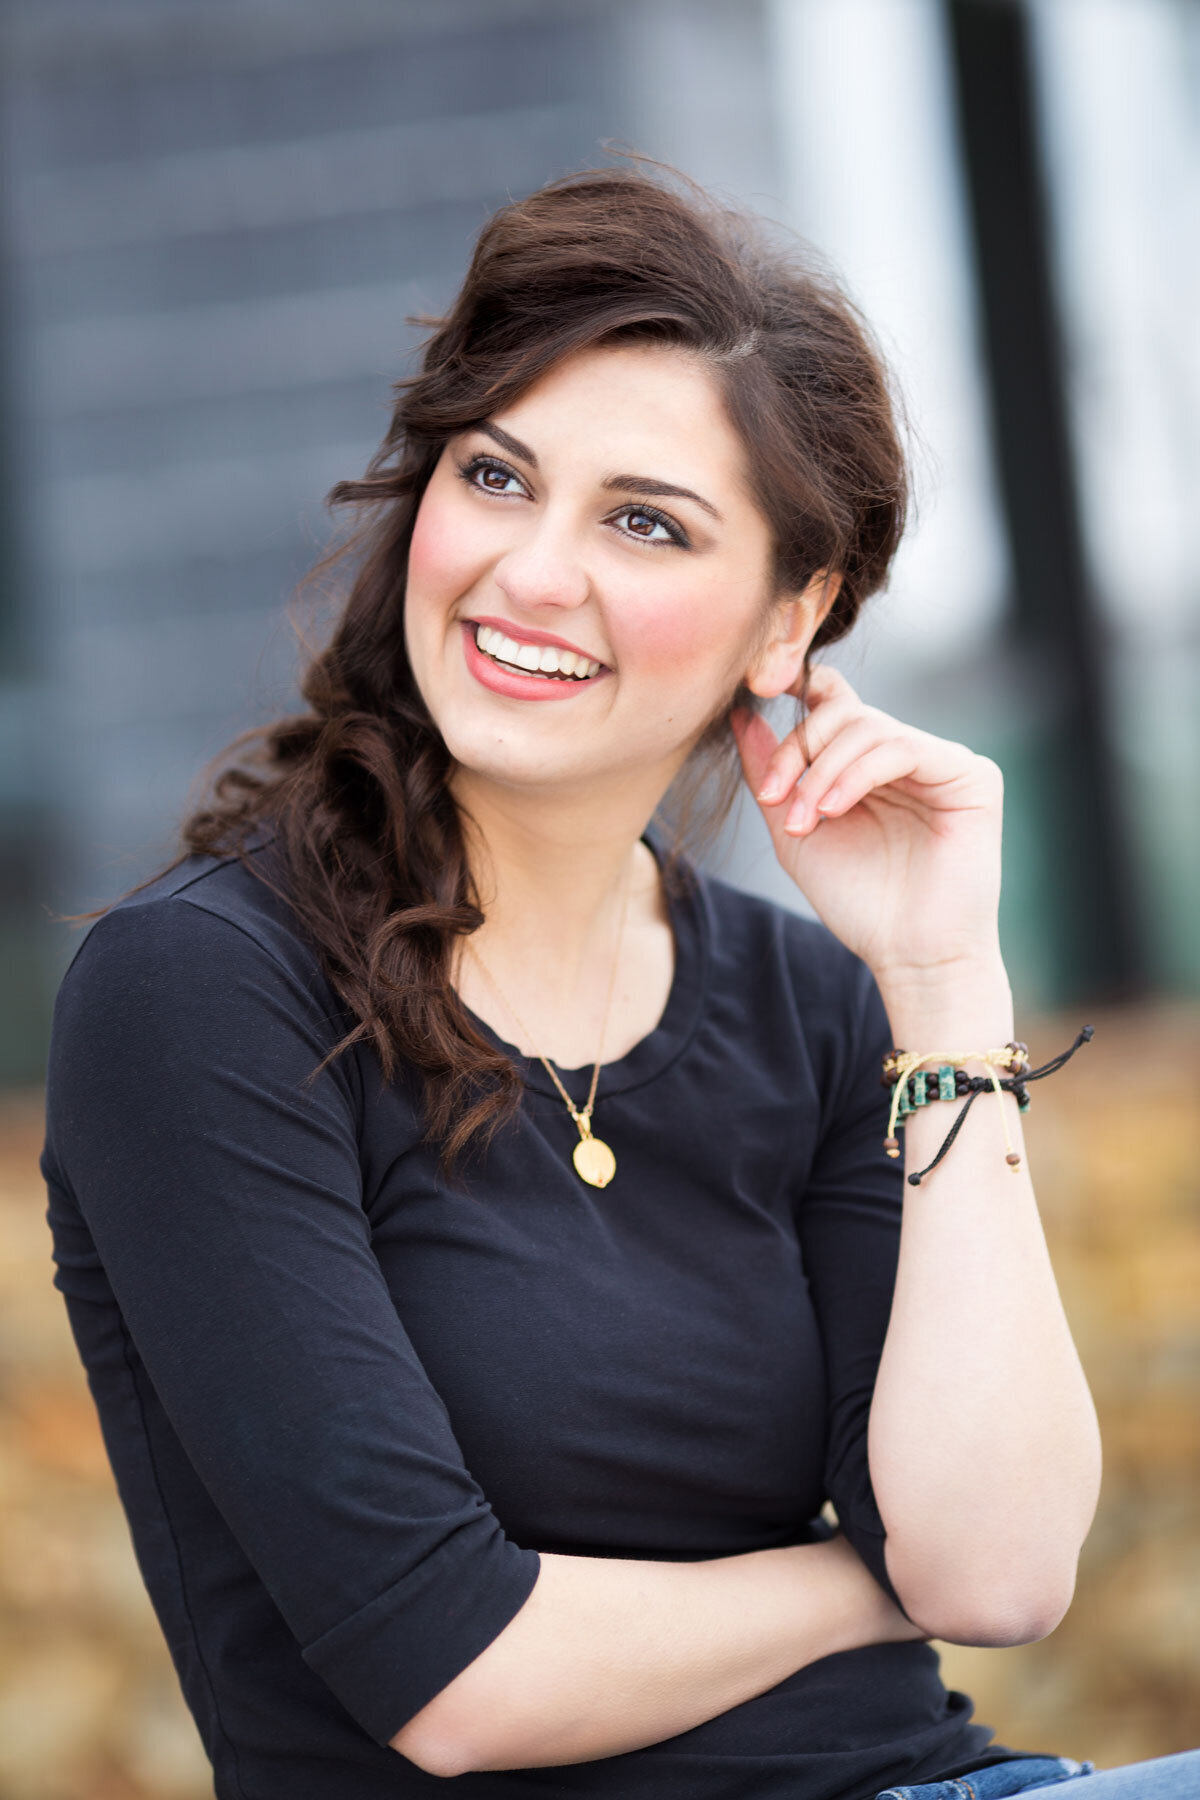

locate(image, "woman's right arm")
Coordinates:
43 896 921 1785
394 1531 924 1777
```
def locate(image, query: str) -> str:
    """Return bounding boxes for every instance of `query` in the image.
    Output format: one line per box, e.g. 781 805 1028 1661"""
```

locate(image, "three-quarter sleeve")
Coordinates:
795 952 916 1620
41 897 542 1747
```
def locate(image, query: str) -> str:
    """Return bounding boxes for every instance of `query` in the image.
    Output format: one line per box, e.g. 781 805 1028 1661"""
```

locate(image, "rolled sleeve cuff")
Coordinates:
835 1506 917 1624
302 1525 542 1747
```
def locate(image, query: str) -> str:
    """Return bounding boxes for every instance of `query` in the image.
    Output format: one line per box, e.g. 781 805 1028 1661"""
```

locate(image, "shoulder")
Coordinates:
43 835 365 1180
694 860 876 1018
688 861 889 1118
51 832 340 1037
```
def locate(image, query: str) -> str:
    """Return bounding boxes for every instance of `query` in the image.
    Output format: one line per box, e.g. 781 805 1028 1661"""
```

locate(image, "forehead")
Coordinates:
492 341 752 494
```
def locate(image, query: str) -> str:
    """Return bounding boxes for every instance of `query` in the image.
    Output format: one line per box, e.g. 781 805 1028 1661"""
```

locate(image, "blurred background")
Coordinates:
0 0 1196 1794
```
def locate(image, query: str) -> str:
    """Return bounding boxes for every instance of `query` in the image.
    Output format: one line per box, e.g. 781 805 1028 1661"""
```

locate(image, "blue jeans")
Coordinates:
874 1747 1200 1800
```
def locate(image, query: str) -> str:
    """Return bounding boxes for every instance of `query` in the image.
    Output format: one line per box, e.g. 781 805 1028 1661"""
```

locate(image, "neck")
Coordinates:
448 765 668 985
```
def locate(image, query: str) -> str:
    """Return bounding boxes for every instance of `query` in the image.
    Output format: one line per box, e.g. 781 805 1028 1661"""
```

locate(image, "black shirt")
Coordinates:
40 825 1034 1800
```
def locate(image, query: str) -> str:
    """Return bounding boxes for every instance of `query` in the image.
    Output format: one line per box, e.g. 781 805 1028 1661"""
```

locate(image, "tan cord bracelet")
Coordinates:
881 1026 1095 1186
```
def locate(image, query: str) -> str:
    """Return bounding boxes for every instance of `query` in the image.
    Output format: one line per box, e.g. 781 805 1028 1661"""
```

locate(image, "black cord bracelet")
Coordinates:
883 1025 1095 1186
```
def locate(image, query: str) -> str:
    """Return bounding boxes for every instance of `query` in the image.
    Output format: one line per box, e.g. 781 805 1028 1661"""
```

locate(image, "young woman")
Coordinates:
40 166 1198 1800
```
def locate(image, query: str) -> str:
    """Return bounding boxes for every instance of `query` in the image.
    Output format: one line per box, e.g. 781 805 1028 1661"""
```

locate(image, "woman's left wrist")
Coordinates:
874 954 1014 1047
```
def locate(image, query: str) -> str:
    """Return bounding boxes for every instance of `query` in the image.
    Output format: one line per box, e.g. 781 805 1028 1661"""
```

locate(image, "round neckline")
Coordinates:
458 823 709 1104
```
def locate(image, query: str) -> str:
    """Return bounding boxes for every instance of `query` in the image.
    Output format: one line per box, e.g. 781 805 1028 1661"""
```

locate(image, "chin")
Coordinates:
438 721 592 790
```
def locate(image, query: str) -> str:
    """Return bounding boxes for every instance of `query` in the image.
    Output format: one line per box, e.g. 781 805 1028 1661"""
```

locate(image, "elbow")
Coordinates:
393 1722 523 1780
909 1586 1073 1648
891 1554 1079 1648
390 1712 474 1780
390 1676 524 1778
393 1703 548 1778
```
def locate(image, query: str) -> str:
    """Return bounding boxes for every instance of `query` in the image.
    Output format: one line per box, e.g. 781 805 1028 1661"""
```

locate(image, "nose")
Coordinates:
490 515 591 616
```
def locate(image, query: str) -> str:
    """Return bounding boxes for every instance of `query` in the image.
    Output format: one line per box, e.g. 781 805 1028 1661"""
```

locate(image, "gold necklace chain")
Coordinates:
463 856 634 1187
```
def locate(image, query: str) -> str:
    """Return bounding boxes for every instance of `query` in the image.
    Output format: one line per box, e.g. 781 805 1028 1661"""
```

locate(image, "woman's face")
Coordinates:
404 340 811 804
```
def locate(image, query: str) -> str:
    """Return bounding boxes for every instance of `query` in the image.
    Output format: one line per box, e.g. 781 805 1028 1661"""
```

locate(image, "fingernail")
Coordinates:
817 787 840 815
758 775 782 802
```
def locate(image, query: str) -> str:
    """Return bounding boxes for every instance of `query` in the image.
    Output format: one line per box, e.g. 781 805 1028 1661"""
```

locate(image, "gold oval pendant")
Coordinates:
572 1135 616 1187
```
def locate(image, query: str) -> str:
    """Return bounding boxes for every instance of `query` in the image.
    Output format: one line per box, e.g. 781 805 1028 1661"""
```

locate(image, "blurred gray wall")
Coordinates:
1 0 1196 1082
0 0 783 1080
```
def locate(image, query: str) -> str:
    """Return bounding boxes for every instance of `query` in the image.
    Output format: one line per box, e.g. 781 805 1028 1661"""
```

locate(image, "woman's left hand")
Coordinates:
730 664 1005 986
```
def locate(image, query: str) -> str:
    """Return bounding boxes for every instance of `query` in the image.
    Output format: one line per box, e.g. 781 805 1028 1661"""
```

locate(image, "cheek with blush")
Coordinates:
406 485 490 608
616 573 761 699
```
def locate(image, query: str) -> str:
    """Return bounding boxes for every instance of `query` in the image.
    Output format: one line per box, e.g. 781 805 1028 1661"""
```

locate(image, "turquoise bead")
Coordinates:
913 1070 928 1106
938 1064 956 1100
898 1083 914 1117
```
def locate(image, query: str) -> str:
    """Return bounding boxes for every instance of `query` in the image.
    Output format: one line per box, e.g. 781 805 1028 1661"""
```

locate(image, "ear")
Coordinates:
742 570 842 700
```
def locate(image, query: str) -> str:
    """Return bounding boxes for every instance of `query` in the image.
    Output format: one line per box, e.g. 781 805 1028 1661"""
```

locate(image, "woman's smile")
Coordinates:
467 614 611 677
460 618 613 702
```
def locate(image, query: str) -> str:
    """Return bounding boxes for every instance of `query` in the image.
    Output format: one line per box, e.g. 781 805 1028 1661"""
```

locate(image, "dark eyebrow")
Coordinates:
478 422 538 466
601 473 722 523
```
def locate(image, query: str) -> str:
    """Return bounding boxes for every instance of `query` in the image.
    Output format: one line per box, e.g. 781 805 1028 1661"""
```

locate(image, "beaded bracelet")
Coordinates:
880 1025 1095 1186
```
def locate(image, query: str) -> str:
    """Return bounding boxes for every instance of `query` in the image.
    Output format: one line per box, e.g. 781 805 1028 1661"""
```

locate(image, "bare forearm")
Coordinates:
868 959 1103 1638
392 1534 921 1776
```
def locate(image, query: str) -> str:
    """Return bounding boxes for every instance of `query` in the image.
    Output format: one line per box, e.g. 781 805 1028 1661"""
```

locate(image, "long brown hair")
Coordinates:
74 162 909 1181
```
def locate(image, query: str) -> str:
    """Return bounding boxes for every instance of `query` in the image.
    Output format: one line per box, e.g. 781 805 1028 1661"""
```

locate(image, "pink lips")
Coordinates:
460 620 611 702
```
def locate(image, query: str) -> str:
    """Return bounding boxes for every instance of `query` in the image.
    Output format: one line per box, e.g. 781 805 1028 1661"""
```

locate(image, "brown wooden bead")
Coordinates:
1006 1152 1022 1168
884 1136 901 1158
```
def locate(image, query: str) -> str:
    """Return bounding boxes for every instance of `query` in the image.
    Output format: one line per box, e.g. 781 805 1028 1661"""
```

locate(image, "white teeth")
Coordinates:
472 624 601 680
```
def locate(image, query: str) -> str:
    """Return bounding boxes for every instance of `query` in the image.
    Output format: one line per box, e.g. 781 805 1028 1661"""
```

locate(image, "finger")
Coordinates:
797 738 926 830
788 727 975 836
757 690 868 805
800 661 859 707
799 719 978 822
783 719 914 835
729 706 781 798
794 690 871 769
754 724 810 805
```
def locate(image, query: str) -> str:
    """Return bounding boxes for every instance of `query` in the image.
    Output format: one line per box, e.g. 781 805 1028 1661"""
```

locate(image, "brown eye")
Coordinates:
456 454 528 499
610 504 687 548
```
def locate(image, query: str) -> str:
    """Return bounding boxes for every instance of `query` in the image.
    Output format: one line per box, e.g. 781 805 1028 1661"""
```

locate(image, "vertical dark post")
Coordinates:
943 0 1143 1000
